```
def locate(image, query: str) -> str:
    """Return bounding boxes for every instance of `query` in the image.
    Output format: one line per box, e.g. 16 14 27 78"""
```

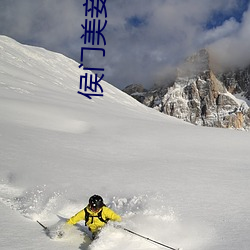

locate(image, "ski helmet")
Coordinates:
89 195 104 210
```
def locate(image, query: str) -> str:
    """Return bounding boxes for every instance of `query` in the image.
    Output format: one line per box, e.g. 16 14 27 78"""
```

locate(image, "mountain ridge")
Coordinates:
123 49 250 130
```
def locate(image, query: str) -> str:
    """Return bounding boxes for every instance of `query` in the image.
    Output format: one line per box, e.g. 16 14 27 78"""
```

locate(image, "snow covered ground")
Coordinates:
0 35 250 250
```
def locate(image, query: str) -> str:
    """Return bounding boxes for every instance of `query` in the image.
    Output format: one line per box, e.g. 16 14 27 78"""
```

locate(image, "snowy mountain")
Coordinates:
1 36 250 250
124 49 250 130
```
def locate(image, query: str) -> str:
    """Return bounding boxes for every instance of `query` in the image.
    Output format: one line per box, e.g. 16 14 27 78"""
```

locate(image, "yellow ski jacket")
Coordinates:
67 206 121 233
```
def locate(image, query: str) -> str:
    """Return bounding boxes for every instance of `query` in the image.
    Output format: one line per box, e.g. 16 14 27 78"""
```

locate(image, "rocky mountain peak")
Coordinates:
177 49 210 78
123 49 250 130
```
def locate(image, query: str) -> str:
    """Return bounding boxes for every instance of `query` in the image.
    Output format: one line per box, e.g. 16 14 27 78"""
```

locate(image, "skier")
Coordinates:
66 194 122 239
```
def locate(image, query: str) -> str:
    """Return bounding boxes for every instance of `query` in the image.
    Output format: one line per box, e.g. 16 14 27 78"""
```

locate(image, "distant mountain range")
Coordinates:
123 49 250 130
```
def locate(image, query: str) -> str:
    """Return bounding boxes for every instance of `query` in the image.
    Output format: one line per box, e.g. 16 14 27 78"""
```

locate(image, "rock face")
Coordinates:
123 49 250 130
218 66 250 100
123 84 147 103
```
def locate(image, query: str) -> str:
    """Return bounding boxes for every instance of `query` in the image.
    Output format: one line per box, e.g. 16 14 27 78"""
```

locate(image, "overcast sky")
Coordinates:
0 0 249 89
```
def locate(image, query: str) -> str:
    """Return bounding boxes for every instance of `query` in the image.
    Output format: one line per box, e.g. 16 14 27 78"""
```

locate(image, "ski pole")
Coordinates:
122 227 180 250
37 220 48 231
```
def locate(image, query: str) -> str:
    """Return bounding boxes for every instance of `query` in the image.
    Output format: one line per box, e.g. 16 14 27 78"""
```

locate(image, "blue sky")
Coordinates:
206 0 249 29
0 0 249 89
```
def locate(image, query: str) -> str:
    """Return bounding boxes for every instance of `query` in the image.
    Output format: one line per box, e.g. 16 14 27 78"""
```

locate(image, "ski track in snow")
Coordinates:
0 99 91 134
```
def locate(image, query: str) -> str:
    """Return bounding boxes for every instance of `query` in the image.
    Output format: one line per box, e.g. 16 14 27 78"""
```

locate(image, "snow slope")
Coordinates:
0 35 250 250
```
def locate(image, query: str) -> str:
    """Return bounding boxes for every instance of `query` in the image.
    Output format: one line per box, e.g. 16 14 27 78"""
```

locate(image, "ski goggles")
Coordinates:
89 204 101 212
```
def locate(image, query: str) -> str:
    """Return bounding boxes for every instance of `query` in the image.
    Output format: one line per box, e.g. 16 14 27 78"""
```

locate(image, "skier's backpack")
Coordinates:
84 206 109 226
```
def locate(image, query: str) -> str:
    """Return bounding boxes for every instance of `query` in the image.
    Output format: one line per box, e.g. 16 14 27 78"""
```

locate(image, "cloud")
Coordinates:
0 0 249 89
200 18 240 45
0 0 82 55
209 3 250 69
